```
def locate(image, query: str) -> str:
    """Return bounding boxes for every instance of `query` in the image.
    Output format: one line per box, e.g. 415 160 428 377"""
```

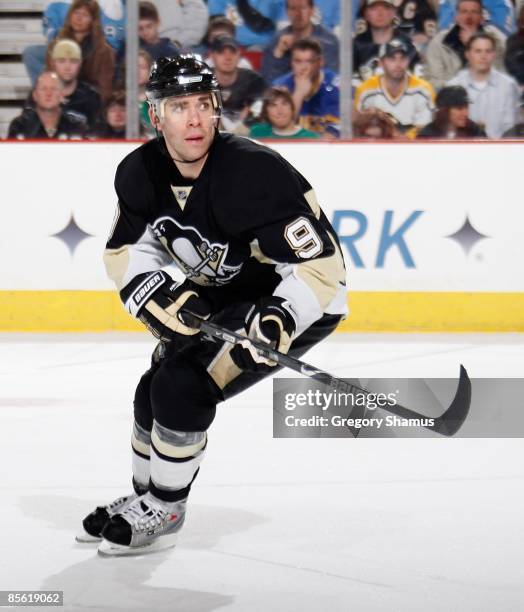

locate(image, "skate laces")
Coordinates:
121 498 170 532
104 493 136 516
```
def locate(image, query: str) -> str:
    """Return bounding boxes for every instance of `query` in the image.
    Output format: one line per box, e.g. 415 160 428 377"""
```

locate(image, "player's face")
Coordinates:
365 3 396 28
212 47 240 74
287 0 314 29
107 103 126 130
456 1 483 29
70 6 93 34
267 97 295 129
466 38 495 72
52 57 81 83
448 105 469 128
33 73 63 110
381 52 409 79
291 50 322 80
155 93 216 162
139 19 158 44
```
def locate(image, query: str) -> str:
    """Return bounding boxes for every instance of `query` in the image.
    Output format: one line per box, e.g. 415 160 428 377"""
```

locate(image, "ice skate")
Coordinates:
76 493 137 543
98 493 186 556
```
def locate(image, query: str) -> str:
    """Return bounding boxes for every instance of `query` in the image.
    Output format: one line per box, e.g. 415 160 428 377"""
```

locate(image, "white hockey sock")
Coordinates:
131 421 150 490
149 420 207 503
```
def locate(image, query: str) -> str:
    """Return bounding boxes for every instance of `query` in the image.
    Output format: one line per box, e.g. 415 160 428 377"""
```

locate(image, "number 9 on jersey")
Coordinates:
285 217 323 259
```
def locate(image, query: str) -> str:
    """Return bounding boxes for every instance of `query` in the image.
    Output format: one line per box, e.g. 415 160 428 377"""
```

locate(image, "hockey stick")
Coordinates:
183 313 472 437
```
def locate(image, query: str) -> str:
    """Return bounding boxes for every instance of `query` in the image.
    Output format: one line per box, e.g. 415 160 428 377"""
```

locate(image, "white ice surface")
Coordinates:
0 333 523 612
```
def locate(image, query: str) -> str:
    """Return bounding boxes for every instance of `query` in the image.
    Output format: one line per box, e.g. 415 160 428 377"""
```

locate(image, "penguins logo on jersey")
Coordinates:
151 216 242 286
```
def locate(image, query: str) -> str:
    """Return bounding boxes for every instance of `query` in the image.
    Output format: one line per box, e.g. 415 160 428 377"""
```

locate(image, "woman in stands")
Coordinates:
48 0 115 102
249 86 319 139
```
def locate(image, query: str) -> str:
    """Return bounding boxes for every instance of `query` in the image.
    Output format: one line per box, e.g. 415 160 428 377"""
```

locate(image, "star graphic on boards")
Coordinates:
50 215 93 256
445 215 490 257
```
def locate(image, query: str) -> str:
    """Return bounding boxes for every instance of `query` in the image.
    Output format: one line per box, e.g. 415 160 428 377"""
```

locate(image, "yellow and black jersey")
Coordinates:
355 74 435 130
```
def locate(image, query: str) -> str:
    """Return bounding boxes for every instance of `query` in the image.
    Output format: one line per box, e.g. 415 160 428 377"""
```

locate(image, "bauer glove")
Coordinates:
230 297 297 372
120 271 210 342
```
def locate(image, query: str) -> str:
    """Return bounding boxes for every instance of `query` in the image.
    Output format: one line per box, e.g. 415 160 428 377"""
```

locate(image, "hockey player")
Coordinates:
77 54 347 556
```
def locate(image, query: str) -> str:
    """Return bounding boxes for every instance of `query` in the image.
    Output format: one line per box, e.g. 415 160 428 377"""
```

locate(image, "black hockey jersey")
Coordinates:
105 132 347 333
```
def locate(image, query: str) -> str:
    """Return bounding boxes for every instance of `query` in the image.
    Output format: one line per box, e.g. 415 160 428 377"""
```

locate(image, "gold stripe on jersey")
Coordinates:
296 231 346 310
103 246 130 291
303 189 321 219
249 239 275 264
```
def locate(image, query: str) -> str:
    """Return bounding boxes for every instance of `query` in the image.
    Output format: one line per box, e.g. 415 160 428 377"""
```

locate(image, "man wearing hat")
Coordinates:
209 35 267 131
353 0 420 82
417 85 487 137
355 38 435 134
49 38 101 130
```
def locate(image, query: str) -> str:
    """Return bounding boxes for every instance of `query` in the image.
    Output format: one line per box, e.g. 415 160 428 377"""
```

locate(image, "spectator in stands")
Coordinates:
447 31 520 137
425 0 506 90
49 39 101 129
502 96 524 136
504 5 524 87
261 0 339 83
352 107 400 138
438 0 516 37
138 1 181 60
273 38 339 137
209 35 267 131
8 71 86 140
23 0 124 85
193 17 254 69
138 50 156 137
353 0 420 82
249 85 319 137
395 0 437 51
355 38 435 133
207 0 286 49
49 0 116 102
153 0 209 48
90 90 126 138
417 84 487 137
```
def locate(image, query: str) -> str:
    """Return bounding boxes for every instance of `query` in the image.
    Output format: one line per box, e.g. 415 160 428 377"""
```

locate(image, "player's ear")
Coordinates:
148 105 160 129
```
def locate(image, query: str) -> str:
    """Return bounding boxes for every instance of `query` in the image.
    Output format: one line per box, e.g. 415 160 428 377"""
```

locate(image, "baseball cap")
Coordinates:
210 35 240 52
379 38 410 58
436 86 470 108
51 39 82 61
365 0 395 7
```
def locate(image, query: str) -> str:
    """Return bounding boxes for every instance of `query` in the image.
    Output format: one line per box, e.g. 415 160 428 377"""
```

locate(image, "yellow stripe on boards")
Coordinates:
0 291 523 332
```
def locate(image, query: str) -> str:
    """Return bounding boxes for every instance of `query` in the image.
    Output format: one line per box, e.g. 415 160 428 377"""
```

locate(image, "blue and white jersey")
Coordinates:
273 69 340 136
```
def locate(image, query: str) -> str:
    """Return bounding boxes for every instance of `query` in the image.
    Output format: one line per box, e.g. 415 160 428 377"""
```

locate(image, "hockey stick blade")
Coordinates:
182 313 471 437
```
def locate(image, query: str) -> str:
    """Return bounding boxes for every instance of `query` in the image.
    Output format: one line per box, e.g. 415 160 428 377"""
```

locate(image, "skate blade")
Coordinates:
97 533 178 557
75 529 102 543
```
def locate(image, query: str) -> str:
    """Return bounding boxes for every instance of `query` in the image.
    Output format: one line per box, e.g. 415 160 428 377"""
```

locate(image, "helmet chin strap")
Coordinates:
170 150 210 164
155 122 220 167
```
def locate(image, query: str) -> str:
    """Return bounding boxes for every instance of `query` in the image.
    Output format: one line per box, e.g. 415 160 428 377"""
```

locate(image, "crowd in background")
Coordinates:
6 0 524 140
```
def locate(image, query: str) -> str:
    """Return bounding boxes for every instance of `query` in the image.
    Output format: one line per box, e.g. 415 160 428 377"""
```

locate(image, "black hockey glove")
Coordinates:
230 297 297 372
121 271 210 342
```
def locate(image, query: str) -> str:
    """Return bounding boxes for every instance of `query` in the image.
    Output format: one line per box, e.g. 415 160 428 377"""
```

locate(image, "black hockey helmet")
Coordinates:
146 55 222 112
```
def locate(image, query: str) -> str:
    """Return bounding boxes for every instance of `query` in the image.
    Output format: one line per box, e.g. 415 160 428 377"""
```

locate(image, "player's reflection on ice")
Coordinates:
19 495 264 611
